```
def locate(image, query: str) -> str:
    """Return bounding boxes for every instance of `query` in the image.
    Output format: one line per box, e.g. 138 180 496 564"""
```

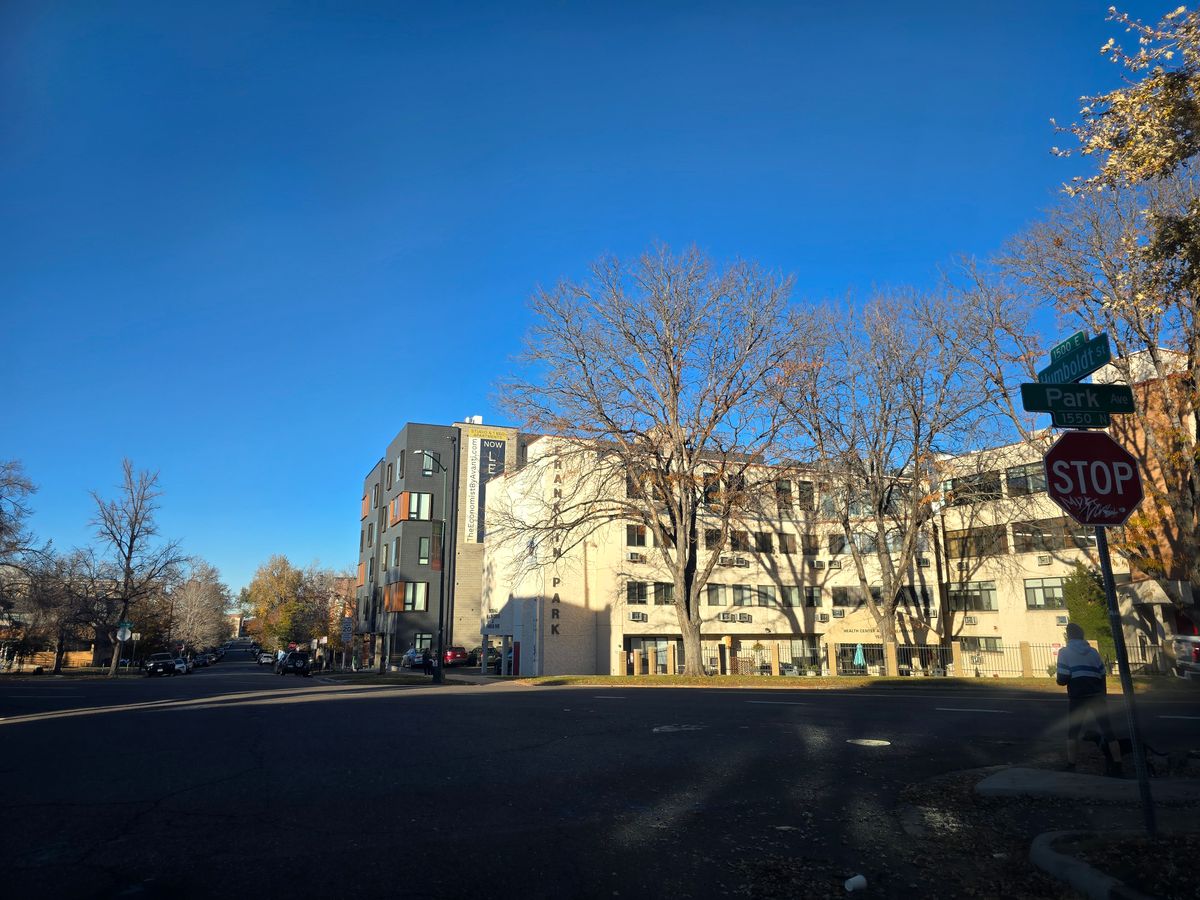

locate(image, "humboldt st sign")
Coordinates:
1038 332 1111 385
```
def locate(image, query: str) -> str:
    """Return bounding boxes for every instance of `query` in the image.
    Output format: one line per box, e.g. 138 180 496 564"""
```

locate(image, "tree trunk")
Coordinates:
679 614 704 676
107 600 129 678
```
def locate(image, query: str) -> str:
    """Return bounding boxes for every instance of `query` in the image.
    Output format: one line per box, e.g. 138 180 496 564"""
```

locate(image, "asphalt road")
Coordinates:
2 654 1197 899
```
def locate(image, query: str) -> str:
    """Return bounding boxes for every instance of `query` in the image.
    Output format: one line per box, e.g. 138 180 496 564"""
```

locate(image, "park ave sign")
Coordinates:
1043 431 1143 527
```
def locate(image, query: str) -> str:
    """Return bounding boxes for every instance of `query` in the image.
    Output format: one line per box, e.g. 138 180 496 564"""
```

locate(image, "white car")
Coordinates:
257 652 274 665
173 658 191 675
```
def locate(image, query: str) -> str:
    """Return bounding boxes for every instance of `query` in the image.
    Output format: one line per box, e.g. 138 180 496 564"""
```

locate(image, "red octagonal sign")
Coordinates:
1043 431 1143 527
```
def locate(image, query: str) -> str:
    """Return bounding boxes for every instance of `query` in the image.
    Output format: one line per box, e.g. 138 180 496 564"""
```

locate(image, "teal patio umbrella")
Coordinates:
853 643 866 667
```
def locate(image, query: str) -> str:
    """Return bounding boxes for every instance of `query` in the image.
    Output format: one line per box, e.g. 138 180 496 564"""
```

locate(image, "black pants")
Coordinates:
1067 692 1115 742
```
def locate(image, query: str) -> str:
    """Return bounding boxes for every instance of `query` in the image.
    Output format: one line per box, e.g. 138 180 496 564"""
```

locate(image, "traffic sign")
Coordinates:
116 626 132 642
1038 333 1111 385
1020 382 1135 415
1050 331 1087 361
340 616 353 642
1051 410 1111 429
1043 431 1143 526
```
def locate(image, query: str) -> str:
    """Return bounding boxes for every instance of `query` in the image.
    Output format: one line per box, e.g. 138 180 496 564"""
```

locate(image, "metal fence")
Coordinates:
835 642 888 676
731 647 772 676
780 642 824 676
896 644 953 677
1028 643 1060 677
962 643 1025 677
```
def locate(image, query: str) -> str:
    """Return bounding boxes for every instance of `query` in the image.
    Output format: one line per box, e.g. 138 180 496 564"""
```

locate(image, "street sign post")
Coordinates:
1019 383 1135 416
1038 333 1111 385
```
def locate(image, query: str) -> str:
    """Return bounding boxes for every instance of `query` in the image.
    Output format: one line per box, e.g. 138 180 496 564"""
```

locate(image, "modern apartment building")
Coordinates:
479 435 1167 677
354 420 523 669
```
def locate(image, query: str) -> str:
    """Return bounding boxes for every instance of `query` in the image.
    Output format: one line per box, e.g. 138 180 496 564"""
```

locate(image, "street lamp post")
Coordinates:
414 440 455 684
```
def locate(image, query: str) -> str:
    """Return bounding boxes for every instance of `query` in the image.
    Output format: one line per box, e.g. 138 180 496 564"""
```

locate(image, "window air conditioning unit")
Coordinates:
737 613 752 623
965 616 978 625
817 613 830 623
629 611 648 623
1038 555 1051 566
718 612 734 623
626 552 645 563
719 556 736 567
734 558 750 568
916 557 930 567
832 608 845 619
827 559 841 569
1056 615 1069 626
808 559 825 570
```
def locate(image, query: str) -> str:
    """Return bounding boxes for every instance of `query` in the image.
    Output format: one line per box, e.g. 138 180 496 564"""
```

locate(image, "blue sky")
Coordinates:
1 1 1158 593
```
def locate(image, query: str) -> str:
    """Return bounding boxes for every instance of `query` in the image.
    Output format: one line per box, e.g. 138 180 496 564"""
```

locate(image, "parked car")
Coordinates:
400 648 425 669
278 651 312 677
145 652 176 677
173 657 191 675
443 646 469 667
257 652 275 666
1171 635 1200 679
192 654 209 668
467 647 501 667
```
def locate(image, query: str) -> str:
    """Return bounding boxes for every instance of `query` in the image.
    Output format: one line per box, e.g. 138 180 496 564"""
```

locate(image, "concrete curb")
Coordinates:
976 766 1200 805
1029 831 1155 900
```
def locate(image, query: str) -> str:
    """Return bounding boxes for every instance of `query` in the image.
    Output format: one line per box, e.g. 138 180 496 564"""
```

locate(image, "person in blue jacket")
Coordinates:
1056 622 1122 776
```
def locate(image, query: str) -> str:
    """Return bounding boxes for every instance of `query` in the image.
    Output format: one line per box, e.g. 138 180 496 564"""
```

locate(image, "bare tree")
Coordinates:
170 560 231 651
1004 176 1200 623
0 460 45 579
91 460 185 677
19 550 109 674
497 246 799 675
776 292 1022 643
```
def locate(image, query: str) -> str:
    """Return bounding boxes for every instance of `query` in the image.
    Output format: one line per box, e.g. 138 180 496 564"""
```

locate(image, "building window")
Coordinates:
626 524 648 547
829 534 847 555
408 492 432 520
776 479 793 511
779 533 797 555
418 536 430 566
393 537 400 565
359 529 365 553
831 587 862 608
702 473 721 507
961 636 1002 653
382 542 391 570
732 584 753 606
654 582 674 605
757 584 776 607
755 532 773 554
1006 462 1046 496
805 586 822 607
706 584 726 606
1025 577 1067 610
945 526 1009 558
852 531 877 554
413 632 432 650
949 581 998 612
947 471 1003 506
373 483 380 508
705 529 721 550
403 583 428 612
420 451 438 477
731 531 750 552
367 523 374 547
367 558 375 582
796 481 815 512
396 453 405 480
386 463 393 490
782 586 802 607
627 581 648 605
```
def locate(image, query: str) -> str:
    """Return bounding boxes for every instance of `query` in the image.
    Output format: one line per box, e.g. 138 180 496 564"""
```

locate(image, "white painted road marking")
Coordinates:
846 738 891 747
935 707 1011 714
1157 715 1200 720
593 695 626 699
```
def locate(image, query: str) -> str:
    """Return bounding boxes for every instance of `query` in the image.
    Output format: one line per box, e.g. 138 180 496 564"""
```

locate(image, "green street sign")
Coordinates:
1038 333 1111 385
1050 410 1111 429
117 620 133 629
1050 331 1087 362
1020 382 1135 415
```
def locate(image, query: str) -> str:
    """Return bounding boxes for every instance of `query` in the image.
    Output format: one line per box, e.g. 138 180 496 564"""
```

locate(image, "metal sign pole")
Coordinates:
1094 525 1156 835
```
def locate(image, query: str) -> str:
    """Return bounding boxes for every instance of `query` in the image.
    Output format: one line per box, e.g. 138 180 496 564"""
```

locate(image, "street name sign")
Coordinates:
1043 431 1143 527
1051 410 1111 429
1020 382 1135 415
1050 331 1087 361
1038 333 1111 385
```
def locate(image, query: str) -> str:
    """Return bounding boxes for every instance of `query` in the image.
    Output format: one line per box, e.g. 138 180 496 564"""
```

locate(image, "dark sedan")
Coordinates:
144 652 177 677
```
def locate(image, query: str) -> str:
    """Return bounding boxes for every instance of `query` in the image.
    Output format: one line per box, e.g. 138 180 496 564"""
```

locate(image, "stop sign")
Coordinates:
1043 431 1143 526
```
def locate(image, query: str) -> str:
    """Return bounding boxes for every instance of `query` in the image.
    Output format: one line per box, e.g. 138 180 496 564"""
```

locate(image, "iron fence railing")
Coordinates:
835 642 888 676
896 644 953 677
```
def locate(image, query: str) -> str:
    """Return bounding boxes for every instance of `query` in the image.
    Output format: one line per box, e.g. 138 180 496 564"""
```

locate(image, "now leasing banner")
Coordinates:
463 427 509 543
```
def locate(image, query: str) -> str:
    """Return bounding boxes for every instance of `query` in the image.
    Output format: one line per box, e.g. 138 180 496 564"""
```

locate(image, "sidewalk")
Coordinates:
975 766 1200 805
314 668 510 686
